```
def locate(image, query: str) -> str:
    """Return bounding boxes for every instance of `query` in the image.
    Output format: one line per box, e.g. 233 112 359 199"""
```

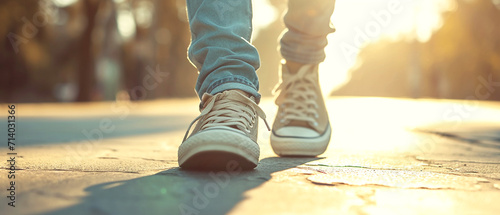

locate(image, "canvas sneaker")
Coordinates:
271 63 331 156
178 90 269 170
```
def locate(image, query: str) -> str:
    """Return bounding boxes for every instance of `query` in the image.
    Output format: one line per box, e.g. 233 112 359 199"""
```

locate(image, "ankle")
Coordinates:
284 60 305 74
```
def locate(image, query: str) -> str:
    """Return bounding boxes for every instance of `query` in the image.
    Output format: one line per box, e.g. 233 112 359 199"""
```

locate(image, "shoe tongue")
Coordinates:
233 90 255 102
287 120 314 130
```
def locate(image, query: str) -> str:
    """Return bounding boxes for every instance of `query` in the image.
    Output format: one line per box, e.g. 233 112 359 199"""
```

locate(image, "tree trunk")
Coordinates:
76 0 99 101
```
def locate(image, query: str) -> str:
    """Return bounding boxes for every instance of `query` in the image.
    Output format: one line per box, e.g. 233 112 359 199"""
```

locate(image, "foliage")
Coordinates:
333 0 500 100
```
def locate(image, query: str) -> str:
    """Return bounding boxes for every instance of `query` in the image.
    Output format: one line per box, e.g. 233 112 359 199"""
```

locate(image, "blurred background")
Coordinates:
1 0 499 103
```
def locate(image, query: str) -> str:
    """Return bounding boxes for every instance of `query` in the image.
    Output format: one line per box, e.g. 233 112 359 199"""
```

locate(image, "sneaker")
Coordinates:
270 63 331 156
178 90 269 170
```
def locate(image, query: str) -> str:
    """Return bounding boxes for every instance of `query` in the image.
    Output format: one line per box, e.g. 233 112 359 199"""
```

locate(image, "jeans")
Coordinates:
186 0 336 103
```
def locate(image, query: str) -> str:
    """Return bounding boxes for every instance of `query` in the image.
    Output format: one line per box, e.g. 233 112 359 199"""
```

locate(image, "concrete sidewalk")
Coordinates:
1 97 500 215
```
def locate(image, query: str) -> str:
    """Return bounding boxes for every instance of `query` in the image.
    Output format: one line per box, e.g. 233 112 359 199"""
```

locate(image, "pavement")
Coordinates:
1 97 500 215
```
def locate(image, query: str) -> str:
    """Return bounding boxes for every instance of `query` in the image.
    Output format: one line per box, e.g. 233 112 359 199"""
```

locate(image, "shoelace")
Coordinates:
183 91 270 142
273 64 320 126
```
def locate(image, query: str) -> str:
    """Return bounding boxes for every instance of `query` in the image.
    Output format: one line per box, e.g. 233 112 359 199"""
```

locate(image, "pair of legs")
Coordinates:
179 0 336 170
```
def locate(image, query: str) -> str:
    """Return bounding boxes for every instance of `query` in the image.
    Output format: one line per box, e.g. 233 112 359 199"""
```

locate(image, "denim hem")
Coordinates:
204 75 261 103
281 50 326 64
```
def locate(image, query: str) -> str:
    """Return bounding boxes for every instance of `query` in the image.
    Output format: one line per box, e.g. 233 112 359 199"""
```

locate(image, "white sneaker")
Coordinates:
271 63 331 156
178 90 269 170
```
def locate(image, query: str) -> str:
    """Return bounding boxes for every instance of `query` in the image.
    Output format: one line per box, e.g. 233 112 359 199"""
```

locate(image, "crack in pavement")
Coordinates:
299 164 421 173
303 164 371 169
31 189 84 200
308 176 470 190
97 157 119 160
302 166 484 191
415 157 500 165
349 189 377 215
129 157 176 162
1 167 142 174
96 156 176 163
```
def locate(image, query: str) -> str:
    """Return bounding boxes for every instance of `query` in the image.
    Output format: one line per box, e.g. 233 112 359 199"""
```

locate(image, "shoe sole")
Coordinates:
178 129 259 171
270 125 331 157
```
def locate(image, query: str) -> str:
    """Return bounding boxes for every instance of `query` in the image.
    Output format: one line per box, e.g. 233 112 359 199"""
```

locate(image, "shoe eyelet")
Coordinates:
280 119 286 123
312 122 318 127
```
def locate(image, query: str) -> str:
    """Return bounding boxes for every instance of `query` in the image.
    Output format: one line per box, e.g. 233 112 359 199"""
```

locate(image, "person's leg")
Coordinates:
271 0 336 156
280 0 336 65
179 0 268 170
186 0 261 102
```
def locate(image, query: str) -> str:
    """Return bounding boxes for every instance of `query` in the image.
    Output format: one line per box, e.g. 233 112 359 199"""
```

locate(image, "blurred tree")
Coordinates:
331 39 414 97
120 0 156 100
253 0 287 96
152 0 196 98
76 0 100 101
120 0 196 100
0 0 195 102
332 0 500 101
425 0 500 100
1 0 50 102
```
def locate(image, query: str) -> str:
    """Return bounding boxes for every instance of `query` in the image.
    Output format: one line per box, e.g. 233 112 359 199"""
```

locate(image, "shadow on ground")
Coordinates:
42 157 320 215
8 115 192 146
416 125 500 150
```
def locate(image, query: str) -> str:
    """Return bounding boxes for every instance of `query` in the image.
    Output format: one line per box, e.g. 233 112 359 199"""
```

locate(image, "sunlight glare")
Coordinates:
320 0 454 96
52 0 78 7
117 9 136 40
252 0 278 39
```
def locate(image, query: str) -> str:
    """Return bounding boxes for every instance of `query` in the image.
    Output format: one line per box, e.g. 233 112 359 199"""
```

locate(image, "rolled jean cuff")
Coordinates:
206 75 261 103
280 32 329 64
280 45 327 64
